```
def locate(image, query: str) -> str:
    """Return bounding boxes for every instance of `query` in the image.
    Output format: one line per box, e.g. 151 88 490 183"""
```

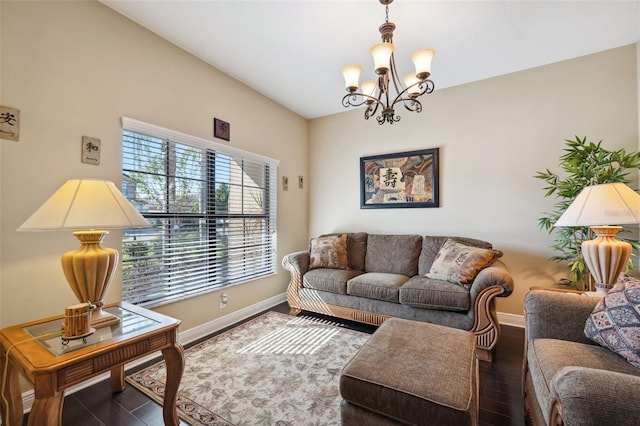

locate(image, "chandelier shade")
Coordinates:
341 0 435 125
371 42 394 74
412 48 435 79
342 65 363 92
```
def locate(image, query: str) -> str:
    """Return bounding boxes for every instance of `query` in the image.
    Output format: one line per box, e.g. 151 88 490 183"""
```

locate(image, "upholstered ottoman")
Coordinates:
340 317 479 425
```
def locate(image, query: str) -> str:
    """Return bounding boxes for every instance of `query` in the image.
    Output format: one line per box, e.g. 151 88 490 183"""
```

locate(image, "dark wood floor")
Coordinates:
24 303 525 425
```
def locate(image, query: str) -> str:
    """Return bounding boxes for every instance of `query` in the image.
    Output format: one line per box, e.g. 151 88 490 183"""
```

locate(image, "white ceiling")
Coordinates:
100 0 640 120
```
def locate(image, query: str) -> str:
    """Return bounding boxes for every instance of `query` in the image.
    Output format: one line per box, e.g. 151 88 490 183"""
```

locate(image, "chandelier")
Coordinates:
341 0 435 125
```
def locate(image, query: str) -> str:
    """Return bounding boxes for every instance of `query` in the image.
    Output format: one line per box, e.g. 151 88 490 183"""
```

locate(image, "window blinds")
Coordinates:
121 117 278 308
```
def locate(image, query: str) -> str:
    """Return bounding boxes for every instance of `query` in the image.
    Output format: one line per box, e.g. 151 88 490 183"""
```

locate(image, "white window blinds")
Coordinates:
121 117 278 308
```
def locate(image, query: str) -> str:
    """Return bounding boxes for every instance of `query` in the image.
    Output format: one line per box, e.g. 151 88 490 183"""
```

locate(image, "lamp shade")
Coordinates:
554 182 640 227
18 179 150 231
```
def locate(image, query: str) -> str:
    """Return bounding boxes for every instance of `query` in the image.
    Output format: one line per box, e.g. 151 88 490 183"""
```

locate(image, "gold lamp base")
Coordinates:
582 226 631 296
61 230 120 329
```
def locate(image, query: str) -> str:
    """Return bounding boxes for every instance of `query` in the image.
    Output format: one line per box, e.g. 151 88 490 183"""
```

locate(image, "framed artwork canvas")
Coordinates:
214 118 230 141
360 148 439 209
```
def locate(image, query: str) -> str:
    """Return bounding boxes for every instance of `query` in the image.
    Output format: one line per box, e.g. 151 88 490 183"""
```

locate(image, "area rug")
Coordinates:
126 311 370 425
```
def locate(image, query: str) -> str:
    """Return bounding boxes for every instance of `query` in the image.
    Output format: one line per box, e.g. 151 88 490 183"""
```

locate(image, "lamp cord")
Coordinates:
1 330 64 425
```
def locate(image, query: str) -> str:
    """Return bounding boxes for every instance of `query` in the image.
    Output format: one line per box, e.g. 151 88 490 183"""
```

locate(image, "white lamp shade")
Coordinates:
361 80 378 98
403 73 421 95
554 182 640 227
411 48 435 78
18 179 150 231
370 42 394 73
342 64 362 90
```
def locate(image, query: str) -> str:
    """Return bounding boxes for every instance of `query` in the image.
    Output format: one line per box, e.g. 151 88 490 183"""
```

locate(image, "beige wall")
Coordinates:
1 1 638 328
309 45 638 316
0 1 309 329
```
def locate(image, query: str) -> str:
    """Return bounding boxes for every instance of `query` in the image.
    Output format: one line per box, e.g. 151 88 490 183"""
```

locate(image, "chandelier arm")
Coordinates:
401 98 423 113
342 92 383 109
388 54 404 103
390 79 434 111
365 102 380 120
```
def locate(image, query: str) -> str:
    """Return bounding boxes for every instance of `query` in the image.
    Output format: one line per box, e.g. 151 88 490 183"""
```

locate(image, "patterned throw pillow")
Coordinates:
426 238 503 288
308 234 349 270
584 276 640 368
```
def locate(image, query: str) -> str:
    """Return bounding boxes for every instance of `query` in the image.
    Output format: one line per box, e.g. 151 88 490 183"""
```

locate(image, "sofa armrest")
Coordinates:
469 260 514 300
550 367 640 426
524 290 599 345
282 251 310 289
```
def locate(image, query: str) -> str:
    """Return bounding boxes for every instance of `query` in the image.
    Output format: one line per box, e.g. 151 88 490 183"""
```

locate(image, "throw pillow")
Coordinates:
426 238 503 288
584 276 640 368
308 234 349 270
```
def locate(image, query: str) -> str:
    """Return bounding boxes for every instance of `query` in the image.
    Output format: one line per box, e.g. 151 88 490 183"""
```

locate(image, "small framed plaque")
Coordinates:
0 106 20 142
214 118 230 141
81 136 101 165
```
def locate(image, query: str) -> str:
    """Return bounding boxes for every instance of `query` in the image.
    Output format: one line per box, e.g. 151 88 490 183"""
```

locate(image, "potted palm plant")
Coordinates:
535 136 640 290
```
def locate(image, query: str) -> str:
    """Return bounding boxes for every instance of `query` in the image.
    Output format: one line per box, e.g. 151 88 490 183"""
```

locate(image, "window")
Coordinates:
121 118 278 308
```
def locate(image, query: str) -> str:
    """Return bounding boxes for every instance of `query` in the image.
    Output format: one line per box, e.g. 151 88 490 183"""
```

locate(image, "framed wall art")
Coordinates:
0 105 20 142
360 148 439 209
213 118 230 141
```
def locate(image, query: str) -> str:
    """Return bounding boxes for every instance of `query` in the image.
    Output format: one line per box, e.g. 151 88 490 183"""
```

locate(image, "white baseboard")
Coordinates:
498 311 524 328
20 292 287 414
19 296 522 414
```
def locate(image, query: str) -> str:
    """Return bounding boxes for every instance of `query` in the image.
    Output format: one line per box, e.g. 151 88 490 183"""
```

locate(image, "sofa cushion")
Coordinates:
426 239 502 288
584 276 640 368
347 272 408 303
309 234 349 270
399 276 470 312
418 236 493 276
527 338 639 424
303 268 364 294
364 234 422 277
321 232 368 271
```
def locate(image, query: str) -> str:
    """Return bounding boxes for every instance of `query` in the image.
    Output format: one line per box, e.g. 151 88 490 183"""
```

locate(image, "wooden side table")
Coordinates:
0 302 184 426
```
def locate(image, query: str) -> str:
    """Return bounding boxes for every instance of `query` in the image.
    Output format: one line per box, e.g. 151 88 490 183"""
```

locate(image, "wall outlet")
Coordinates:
220 293 228 309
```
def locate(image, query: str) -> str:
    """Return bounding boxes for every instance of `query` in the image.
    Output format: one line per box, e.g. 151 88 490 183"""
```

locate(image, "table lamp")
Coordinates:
554 182 640 295
17 179 150 328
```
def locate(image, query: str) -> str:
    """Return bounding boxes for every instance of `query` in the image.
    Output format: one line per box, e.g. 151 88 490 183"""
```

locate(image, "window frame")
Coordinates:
120 117 279 308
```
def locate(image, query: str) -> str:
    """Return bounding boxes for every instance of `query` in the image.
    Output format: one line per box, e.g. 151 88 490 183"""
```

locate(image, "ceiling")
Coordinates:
100 1 640 120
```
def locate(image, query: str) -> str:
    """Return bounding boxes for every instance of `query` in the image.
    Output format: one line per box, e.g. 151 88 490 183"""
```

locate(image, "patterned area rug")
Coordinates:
126 311 370 425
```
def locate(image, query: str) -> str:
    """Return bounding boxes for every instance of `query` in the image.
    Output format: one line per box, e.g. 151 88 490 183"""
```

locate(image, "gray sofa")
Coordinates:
524 289 640 425
282 233 514 361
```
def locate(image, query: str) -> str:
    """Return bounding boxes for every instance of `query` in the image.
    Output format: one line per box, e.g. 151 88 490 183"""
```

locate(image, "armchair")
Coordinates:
523 290 640 425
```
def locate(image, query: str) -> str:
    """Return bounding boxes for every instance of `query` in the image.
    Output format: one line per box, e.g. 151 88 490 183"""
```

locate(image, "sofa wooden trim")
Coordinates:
472 285 506 361
287 283 503 362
